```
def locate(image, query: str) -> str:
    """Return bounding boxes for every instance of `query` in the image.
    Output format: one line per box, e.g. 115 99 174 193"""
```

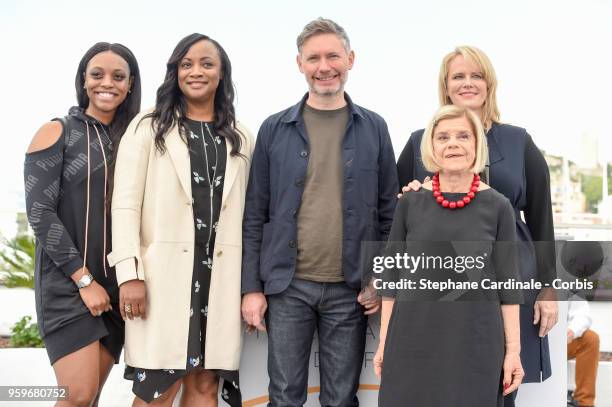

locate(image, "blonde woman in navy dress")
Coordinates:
396 46 557 406
109 34 253 406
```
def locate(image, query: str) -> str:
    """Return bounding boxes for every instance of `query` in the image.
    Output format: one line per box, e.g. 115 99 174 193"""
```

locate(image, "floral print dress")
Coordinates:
128 119 240 405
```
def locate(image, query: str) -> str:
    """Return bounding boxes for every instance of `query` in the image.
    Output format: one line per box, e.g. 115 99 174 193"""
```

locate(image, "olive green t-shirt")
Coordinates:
294 103 349 282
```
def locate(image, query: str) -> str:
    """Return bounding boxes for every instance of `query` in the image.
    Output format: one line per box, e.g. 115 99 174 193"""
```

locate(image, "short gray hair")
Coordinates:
421 105 488 174
296 18 351 53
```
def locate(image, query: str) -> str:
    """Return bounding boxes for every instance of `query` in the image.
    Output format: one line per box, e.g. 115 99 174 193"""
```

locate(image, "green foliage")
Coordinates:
9 316 43 348
581 174 602 213
0 234 35 288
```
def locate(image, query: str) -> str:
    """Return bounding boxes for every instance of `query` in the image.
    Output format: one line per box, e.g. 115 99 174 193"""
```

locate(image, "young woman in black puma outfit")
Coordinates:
24 42 140 407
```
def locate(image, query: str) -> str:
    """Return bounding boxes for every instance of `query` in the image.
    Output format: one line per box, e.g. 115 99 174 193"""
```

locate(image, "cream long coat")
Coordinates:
108 111 253 370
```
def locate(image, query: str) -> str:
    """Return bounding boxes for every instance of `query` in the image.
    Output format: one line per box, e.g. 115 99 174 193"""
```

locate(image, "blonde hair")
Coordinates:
421 105 487 174
438 45 500 128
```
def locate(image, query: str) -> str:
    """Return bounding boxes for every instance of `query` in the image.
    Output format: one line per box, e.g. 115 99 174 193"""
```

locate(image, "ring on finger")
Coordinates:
124 304 132 313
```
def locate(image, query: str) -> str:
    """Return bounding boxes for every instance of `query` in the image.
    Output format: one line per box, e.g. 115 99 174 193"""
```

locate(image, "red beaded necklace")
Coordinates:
432 172 480 210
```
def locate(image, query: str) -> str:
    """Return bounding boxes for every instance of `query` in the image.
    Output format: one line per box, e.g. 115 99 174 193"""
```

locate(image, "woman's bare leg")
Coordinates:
91 345 115 407
52 341 102 407
180 369 219 407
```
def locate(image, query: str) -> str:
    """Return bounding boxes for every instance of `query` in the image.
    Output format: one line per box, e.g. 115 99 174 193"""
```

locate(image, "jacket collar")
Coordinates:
281 92 365 124
68 106 110 129
165 125 192 201
164 123 240 204
486 122 504 165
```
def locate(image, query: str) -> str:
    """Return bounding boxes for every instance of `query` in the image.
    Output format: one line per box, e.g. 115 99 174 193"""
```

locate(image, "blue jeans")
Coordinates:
266 278 367 407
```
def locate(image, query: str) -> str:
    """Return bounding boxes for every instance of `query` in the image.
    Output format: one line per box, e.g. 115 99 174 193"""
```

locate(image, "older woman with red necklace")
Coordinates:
375 105 524 407
396 46 557 406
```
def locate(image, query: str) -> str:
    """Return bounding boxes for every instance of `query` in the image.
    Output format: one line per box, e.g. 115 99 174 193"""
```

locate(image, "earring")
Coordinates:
128 89 132 94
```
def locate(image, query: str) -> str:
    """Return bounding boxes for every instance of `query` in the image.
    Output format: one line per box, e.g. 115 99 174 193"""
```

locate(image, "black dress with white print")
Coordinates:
128 119 240 405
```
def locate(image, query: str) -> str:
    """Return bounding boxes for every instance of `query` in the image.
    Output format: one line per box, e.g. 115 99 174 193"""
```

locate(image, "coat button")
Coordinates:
300 150 308 158
288 240 297 248
291 209 297 217
222 204 227 211
183 249 188 253
217 250 223 257
295 179 304 187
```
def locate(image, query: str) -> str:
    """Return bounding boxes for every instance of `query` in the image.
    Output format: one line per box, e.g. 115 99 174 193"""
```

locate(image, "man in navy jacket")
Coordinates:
241 17 398 406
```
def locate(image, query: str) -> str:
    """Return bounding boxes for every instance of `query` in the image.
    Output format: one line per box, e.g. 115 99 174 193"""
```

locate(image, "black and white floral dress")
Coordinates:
128 119 240 405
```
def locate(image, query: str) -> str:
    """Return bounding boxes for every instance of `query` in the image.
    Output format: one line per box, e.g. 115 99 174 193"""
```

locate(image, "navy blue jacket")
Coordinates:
242 94 399 295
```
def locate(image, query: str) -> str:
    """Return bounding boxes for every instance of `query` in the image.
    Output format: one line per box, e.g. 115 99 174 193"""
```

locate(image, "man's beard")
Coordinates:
310 76 346 97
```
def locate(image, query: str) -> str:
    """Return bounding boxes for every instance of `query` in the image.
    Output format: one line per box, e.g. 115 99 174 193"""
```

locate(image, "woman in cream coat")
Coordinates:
108 33 253 407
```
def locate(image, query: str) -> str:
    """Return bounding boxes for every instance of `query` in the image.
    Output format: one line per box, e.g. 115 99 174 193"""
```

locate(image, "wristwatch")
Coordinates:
76 273 94 289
